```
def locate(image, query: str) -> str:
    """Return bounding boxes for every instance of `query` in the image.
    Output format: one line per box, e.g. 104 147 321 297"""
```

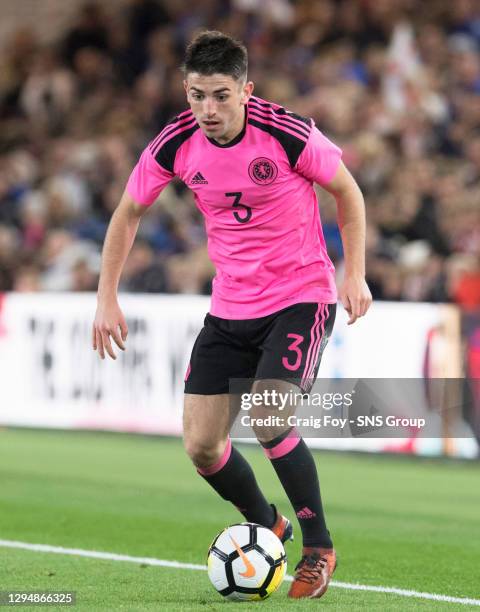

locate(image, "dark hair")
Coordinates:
182 30 248 81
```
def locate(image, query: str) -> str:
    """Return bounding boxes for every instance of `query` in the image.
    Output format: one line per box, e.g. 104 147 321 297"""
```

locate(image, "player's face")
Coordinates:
184 73 254 144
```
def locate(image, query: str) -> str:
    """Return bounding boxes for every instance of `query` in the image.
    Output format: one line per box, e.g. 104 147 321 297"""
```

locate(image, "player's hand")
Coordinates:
92 299 128 360
338 275 372 325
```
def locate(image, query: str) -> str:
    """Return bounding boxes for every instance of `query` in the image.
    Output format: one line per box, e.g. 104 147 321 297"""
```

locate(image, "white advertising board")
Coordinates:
0 294 474 457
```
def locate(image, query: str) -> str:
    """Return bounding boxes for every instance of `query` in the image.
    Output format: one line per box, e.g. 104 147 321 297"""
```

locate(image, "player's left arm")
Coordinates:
321 161 372 325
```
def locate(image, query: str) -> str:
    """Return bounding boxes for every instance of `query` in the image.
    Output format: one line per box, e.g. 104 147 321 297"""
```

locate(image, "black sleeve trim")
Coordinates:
154 124 200 173
248 109 310 140
250 97 312 127
248 118 308 167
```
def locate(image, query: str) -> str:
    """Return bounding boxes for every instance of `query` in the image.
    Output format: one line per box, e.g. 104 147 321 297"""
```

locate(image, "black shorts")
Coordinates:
184 302 336 395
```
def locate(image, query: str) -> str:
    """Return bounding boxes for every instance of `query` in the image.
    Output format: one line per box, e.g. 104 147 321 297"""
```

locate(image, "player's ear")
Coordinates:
183 79 189 98
241 80 254 104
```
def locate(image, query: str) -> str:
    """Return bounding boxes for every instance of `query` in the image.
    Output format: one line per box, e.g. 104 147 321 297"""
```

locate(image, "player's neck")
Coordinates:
213 106 247 145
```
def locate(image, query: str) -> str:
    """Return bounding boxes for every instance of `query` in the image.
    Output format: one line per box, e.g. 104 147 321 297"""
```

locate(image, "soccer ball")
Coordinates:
207 522 287 600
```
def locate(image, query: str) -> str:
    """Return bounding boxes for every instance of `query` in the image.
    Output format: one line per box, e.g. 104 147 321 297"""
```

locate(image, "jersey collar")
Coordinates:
206 106 247 148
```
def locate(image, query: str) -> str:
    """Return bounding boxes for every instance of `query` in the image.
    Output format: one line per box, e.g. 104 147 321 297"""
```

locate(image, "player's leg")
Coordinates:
252 302 337 598
183 393 234 469
248 379 333 549
183 314 280 531
184 392 276 526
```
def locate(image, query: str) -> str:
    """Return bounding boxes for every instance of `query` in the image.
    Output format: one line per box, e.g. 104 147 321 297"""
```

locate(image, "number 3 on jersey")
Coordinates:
225 191 252 224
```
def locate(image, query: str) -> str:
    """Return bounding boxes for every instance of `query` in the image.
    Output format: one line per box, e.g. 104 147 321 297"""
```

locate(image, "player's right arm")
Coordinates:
92 112 192 358
92 124 179 359
92 190 148 360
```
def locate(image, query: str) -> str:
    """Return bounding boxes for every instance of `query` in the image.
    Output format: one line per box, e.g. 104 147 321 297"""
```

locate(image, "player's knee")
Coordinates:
184 437 225 469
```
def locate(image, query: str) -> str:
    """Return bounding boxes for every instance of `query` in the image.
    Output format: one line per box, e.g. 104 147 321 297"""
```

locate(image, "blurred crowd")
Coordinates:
0 0 480 306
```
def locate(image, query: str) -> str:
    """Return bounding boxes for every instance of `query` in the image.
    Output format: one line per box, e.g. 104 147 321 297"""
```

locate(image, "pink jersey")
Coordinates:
126 96 342 319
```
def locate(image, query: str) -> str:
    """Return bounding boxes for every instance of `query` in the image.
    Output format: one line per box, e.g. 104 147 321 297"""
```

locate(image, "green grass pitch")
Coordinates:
1 428 479 610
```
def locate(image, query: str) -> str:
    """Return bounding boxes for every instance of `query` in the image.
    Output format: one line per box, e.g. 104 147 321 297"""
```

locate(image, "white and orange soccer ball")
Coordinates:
207 523 287 600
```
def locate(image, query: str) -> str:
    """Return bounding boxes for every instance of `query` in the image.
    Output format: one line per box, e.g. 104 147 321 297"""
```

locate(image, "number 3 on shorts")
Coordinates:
282 333 304 371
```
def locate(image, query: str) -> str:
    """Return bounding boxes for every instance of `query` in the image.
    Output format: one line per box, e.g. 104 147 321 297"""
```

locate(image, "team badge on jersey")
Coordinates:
248 157 278 185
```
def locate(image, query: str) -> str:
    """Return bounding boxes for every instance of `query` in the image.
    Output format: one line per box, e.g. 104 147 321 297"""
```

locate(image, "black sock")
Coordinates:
262 431 333 548
197 438 275 527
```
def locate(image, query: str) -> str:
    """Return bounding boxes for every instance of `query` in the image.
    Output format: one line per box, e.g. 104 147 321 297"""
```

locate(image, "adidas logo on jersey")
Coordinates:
191 171 208 185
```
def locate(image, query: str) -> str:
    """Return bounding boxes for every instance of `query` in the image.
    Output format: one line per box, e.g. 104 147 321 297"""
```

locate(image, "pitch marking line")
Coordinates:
1 539 479 607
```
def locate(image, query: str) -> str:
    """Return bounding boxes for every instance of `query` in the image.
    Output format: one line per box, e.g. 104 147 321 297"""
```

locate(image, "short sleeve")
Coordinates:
126 147 174 206
295 126 342 186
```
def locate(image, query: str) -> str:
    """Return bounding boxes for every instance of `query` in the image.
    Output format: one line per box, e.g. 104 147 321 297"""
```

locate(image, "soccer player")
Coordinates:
93 31 372 599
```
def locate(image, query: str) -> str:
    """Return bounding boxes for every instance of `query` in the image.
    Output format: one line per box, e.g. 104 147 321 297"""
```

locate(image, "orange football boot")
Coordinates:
288 547 337 599
270 505 294 544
